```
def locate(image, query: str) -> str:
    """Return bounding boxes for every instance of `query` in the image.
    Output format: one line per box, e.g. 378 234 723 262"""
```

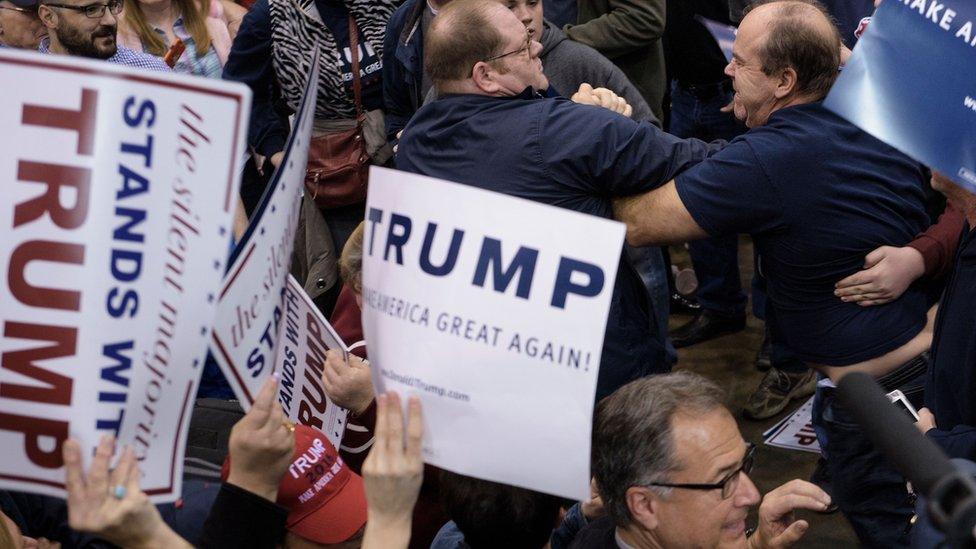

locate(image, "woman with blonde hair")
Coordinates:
117 0 245 77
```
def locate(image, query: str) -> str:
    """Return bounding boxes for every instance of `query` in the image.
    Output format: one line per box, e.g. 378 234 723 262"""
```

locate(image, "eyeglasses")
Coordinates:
646 443 756 500
0 4 37 13
484 35 531 62
44 0 121 18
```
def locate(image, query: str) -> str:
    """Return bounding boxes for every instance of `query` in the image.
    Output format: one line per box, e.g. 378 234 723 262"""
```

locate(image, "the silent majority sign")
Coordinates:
0 49 249 501
362 167 624 500
210 49 348 448
826 0 976 192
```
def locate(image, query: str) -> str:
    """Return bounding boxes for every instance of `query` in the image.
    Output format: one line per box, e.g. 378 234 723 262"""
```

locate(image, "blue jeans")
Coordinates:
669 81 748 317
811 355 929 547
627 245 677 365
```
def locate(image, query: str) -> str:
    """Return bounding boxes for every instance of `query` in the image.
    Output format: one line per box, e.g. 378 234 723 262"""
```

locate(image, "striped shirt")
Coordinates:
38 37 171 71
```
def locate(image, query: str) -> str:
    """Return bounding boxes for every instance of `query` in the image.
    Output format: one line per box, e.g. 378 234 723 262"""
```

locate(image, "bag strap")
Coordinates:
347 14 364 121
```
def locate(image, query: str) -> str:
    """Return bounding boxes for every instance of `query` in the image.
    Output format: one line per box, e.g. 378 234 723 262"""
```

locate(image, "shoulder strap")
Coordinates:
348 15 363 119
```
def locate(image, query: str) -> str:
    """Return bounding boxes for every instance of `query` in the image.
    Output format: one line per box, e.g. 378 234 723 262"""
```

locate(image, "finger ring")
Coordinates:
112 485 126 499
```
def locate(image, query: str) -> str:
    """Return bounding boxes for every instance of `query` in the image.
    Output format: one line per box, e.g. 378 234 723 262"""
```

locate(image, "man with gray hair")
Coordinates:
612 1 933 544
573 371 830 549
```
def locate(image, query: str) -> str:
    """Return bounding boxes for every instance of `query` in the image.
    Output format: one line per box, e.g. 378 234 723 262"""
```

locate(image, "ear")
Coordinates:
774 66 798 99
37 4 59 29
625 486 661 531
471 60 502 94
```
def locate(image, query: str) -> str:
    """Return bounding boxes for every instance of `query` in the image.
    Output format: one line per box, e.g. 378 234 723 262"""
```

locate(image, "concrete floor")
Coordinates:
669 238 858 547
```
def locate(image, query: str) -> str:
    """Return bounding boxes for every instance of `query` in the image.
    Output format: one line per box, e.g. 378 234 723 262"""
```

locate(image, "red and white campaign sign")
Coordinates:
0 49 249 501
210 52 317 408
274 275 349 448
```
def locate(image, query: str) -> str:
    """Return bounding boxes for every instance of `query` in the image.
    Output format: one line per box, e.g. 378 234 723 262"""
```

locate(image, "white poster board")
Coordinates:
763 397 820 454
362 167 623 500
274 275 349 447
210 53 317 407
0 49 249 501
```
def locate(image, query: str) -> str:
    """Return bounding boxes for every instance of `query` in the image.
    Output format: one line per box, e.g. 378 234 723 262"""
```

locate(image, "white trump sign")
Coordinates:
362 167 623 500
0 49 248 501
211 52 317 408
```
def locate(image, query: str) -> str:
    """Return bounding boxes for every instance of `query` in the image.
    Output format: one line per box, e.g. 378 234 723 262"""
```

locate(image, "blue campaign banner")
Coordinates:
824 0 976 193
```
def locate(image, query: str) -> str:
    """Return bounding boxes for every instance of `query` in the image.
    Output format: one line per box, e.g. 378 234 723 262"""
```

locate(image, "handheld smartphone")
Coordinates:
886 389 920 422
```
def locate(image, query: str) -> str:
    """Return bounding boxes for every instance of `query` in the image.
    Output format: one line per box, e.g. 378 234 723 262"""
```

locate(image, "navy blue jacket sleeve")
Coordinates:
550 503 589 549
198 483 288 548
927 425 976 461
541 99 722 197
222 0 289 157
382 2 416 141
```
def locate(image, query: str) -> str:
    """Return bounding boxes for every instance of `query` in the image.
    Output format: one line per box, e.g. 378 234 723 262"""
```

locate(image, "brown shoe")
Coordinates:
743 367 816 420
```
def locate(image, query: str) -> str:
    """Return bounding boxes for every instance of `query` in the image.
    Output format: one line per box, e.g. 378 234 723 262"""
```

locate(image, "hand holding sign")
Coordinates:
226 376 295 502
64 436 190 548
322 350 374 415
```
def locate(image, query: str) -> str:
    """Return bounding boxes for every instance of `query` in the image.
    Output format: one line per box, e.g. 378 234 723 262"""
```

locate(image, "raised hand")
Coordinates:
361 392 424 549
322 349 375 415
64 436 190 549
226 375 295 502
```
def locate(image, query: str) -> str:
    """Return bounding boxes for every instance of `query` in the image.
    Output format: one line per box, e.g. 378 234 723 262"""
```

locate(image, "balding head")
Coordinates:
744 0 842 100
425 0 506 84
424 0 548 95
725 0 842 126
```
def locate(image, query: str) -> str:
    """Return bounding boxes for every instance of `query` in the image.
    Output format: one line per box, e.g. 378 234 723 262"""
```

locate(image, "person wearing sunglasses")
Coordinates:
576 371 831 549
35 0 169 70
0 0 45 49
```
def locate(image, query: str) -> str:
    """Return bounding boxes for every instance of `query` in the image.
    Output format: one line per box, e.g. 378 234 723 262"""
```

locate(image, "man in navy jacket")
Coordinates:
397 0 720 400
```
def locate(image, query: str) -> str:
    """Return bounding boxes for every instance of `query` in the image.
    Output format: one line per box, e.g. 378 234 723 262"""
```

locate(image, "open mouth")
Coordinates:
723 520 746 537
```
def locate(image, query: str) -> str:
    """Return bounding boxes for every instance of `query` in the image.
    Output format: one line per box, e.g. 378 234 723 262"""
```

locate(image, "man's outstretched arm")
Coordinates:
612 181 710 246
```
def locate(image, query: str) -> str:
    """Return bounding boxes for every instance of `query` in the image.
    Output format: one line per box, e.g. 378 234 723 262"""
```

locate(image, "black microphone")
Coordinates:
837 372 976 547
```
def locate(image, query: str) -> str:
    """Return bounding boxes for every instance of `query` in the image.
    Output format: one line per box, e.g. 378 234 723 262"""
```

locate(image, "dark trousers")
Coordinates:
324 201 366 256
751 267 807 374
811 354 929 547
669 80 748 317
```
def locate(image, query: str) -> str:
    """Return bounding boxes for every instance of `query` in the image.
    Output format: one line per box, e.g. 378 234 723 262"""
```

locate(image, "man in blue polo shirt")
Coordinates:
396 0 721 401
613 1 932 546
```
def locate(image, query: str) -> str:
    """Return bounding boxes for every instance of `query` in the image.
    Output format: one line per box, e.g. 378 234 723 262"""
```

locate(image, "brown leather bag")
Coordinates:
304 15 369 209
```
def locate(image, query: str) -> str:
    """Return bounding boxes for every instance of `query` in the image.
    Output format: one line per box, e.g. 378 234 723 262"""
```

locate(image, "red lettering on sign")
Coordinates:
1 321 75 405
0 412 68 469
8 240 84 311
15 162 92 230
21 88 98 156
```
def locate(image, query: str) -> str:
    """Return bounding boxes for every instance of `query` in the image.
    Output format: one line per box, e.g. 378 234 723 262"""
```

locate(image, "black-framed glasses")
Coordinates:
646 443 756 499
484 35 531 62
44 0 121 18
0 4 37 13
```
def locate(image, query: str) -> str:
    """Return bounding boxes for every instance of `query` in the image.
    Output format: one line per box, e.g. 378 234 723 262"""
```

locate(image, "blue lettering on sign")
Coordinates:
420 222 463 276
105 96 157 319
551 257 604 309
96 340 133 435
472 237 538 299
367 208 605 308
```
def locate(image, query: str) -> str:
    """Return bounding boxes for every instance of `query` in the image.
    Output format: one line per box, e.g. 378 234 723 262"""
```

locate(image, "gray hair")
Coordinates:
592 371 727 527
743 0 842 100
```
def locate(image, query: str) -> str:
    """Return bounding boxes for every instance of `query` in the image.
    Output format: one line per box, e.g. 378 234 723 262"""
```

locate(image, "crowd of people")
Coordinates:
2 0 974 546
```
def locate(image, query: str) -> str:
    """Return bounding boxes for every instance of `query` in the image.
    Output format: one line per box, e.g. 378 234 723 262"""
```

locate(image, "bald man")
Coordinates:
397 0 722 402
612 1 932 546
